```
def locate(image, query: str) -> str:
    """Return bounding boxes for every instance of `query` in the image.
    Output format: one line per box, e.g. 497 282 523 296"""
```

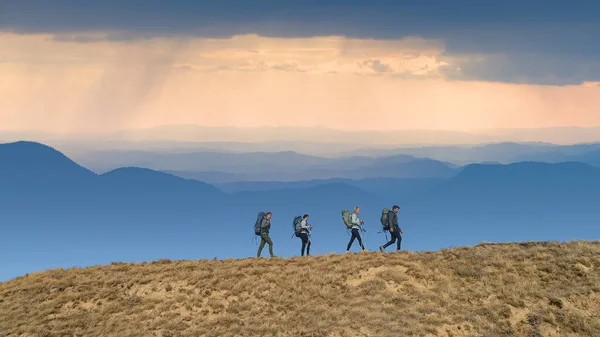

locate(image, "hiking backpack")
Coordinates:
254 212 266 235
341 210 353 229
293 216 303 237
380 208 390 231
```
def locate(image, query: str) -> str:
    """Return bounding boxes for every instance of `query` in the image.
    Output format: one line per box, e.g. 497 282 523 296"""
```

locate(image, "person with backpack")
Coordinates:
256 212 276 258
379 205 403 252
346 206 367 253
298 214 312 256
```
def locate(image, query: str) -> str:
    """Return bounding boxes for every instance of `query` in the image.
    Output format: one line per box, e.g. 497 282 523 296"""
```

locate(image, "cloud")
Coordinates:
362 60 393 73
2 1 599 85
441 52 600 85
2 31 600 134
582 81 600 87
1 33 448 78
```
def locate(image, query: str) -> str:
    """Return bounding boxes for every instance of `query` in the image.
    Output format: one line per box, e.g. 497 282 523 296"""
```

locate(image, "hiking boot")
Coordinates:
362 248 369 252
379 246 384 253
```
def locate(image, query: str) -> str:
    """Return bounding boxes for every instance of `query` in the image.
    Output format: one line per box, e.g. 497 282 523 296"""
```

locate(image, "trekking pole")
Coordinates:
360 222 368 249
379 227 388 242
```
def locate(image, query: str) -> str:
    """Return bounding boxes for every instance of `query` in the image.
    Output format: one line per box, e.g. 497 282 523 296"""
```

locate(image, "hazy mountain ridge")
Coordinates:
340 142 600 165
70 148 459 182
5 125 600 148
50 140 600 179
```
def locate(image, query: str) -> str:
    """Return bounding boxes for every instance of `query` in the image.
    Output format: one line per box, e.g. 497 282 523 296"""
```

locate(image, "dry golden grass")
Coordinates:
2 241 600 337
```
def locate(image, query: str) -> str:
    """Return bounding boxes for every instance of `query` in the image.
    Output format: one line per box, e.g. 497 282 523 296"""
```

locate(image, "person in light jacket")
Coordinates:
299 214 312 256
346 206 367 253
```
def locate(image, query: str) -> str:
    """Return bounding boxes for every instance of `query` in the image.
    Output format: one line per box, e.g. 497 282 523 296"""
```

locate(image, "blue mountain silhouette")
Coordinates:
340 142 600 165
515 148 600 167
216 177 444 206
0 141 95 183
164 158 456 182
2 141 600 282
405 161 600 218
100 167 224 196
73 148 457 181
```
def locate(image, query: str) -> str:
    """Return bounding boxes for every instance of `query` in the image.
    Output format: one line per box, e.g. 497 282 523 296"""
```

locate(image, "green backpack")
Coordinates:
341 210 353 229
293 215 303 237
380 208 390 231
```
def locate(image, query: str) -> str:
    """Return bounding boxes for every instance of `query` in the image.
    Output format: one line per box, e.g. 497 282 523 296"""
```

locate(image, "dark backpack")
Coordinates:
380 208 390 231
254 212 266 235
293 216 302 237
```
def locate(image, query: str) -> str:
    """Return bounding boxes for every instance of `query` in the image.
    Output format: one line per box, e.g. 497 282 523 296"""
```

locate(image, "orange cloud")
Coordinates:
582 81 600 88
1 33 599 136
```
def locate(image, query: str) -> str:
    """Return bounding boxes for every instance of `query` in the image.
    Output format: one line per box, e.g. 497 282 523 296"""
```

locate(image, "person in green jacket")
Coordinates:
257 212 276 258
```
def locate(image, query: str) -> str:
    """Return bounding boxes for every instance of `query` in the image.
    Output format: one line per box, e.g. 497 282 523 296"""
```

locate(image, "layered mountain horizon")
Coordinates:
2 140 600 282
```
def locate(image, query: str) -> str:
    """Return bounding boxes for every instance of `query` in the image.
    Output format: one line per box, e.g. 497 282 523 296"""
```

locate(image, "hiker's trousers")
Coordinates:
300 232 311 256
347 228 365 251
257 233 274 257
382 230 402 250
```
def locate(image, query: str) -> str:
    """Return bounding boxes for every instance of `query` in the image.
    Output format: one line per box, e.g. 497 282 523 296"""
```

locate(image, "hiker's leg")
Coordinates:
307 239 311 255
382 233 396 249
257 238 266 257
396 233 402 250
347 230 357 250
355 230 364 250
262 234 274 257
301 234 308 256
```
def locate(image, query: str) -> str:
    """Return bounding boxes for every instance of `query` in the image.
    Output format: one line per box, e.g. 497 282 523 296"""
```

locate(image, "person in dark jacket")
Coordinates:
379 205 403 252
257 212 276 258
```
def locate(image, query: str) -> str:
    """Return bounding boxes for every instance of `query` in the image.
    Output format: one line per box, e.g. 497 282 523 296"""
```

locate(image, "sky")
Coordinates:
1 0 600 134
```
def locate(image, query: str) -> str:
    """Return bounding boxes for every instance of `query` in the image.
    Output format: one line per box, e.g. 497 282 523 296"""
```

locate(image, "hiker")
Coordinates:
346 206 367 253
380 205 403 252
257 212 276 258
299 214 312 256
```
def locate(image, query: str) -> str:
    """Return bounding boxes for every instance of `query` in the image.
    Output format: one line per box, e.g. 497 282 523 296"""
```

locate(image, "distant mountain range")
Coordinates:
61 141 600 182
6 126 600 173
34 142 600 177
2 140 600 282
81 125 600 144
70 149 459 182
338 142 600 165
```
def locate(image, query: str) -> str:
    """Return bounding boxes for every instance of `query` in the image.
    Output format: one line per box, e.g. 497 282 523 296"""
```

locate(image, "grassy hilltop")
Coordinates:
1 241 599 337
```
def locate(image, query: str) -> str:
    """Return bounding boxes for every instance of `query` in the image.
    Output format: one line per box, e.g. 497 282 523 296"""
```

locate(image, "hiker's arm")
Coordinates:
301 220 310 230
261 219 268 229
